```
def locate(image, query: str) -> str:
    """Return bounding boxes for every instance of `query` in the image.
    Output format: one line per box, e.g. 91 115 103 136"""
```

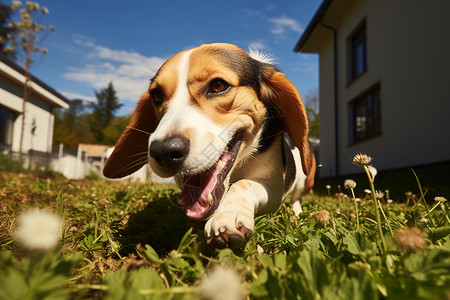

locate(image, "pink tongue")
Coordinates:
177 167 218 215
177 151 233 220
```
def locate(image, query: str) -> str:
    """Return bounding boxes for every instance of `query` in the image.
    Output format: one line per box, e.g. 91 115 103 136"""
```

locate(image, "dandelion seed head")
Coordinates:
344 179 357 189
434 196 447 203
326 185 331 190
395 227 426 252
367 165 377 179
98 198 111 207
375 190 385 199
256 245 264 255
15 208 62 252
419 218 428 224
352 153 372 167
316 209 330 225
198 266 242 300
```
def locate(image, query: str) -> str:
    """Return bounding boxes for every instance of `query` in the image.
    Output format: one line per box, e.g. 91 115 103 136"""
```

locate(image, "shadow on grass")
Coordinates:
115 191 205 256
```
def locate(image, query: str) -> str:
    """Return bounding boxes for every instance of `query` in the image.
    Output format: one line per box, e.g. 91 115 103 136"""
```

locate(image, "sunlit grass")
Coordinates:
0 154 449 299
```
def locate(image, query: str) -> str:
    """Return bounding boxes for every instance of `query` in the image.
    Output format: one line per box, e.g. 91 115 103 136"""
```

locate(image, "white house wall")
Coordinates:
317 0 450 177
318 40 336 177
0 79 55 153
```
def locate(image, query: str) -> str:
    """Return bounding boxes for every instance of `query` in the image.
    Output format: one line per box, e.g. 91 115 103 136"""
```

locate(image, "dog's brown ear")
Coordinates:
103 91 157 178
260 69 316 179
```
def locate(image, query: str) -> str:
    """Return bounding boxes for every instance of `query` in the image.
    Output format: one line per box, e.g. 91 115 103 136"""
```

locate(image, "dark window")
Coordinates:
349 23 367 81
0 105 15 146
351 85 381 143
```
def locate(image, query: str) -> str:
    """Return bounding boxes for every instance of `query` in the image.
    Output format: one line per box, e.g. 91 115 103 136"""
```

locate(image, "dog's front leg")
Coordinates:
204 179 269 249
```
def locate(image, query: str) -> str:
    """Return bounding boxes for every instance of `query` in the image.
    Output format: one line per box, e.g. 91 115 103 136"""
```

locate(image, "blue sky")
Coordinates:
23 0 321 115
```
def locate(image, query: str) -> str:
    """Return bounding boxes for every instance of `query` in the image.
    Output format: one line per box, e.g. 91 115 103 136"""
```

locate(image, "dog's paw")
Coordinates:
204 210 254 249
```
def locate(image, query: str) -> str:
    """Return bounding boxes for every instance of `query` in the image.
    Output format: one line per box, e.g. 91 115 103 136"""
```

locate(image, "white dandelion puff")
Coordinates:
344 179 356 189
15 208 62 251
352 153 372 166
367 165 378 179
375 190 385 199
434 196 447 203
198 266 243 300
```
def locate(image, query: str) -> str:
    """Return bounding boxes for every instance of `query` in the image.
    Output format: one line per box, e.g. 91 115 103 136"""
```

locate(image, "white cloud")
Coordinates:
268 16 303 35
64 37 166 103
60 91 96 102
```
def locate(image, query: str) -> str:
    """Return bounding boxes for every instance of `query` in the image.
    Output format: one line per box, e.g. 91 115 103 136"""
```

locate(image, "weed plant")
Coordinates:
0 154 449 299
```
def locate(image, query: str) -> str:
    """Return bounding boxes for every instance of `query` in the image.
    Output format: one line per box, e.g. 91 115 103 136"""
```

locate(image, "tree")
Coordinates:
5 1 54 169
53 99 93 148
102 114 131 145
0 2 15 58
89 82 123 144
304 89 320 138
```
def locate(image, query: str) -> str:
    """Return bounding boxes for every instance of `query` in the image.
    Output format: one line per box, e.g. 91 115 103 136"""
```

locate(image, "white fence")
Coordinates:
0 144 175 183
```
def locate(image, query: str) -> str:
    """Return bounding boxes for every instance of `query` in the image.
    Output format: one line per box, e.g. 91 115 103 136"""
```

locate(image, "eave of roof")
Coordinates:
294 0 334 52
0 54 69 109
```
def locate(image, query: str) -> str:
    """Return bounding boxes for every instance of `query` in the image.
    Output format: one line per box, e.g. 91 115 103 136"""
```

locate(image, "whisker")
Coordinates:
127 126 151 135
109 156 148 177
127 151 149 158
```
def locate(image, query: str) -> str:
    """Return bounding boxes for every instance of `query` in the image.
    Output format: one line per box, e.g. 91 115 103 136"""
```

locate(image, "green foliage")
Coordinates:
89 82 123 144
0 152 19 172
303 89 319 138
0 165 449 299
0 251 81 300
53 91 129 147
102 268 166 300
102 114 131 145
53 99 93 148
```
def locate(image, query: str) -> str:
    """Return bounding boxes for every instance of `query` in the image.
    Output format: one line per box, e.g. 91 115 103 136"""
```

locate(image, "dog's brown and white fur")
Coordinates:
103 43 316 249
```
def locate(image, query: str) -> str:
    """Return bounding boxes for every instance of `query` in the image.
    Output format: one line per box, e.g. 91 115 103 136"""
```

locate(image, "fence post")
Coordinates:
58 144 63 173
75 146 81 179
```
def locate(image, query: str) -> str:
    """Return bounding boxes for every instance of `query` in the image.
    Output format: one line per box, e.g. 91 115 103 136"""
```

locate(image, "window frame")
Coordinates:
349 84 382 144
347 21 367 83
0 105 16 147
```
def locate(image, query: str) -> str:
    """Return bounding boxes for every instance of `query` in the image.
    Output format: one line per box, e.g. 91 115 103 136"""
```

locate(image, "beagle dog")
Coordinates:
103 43 316 249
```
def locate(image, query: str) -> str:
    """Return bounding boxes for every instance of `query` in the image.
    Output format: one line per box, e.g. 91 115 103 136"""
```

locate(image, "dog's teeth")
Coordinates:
207 193 213 203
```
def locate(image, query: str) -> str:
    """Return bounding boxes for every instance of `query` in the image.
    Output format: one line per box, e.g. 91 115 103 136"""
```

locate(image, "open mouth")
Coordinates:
177 131 244 220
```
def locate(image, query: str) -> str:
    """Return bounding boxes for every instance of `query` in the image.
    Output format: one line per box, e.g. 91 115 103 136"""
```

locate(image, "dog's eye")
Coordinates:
209 79 230 95
151 88 165 104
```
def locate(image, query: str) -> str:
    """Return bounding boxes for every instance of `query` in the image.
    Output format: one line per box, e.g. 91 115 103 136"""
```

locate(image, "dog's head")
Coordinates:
103 43 314 220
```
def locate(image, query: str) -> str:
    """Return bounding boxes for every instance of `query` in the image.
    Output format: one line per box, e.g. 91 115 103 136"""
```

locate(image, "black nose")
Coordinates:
149 135 190 170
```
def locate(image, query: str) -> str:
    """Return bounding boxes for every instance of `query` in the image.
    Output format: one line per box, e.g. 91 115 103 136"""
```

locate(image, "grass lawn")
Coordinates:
0 159 450 299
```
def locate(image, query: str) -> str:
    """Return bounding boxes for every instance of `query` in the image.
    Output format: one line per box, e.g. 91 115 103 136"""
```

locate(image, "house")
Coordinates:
295 0 450 177
0 55 69 157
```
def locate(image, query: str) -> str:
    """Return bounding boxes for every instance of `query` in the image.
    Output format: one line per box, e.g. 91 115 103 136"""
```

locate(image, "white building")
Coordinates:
0 55 69 156
295 0 450 177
